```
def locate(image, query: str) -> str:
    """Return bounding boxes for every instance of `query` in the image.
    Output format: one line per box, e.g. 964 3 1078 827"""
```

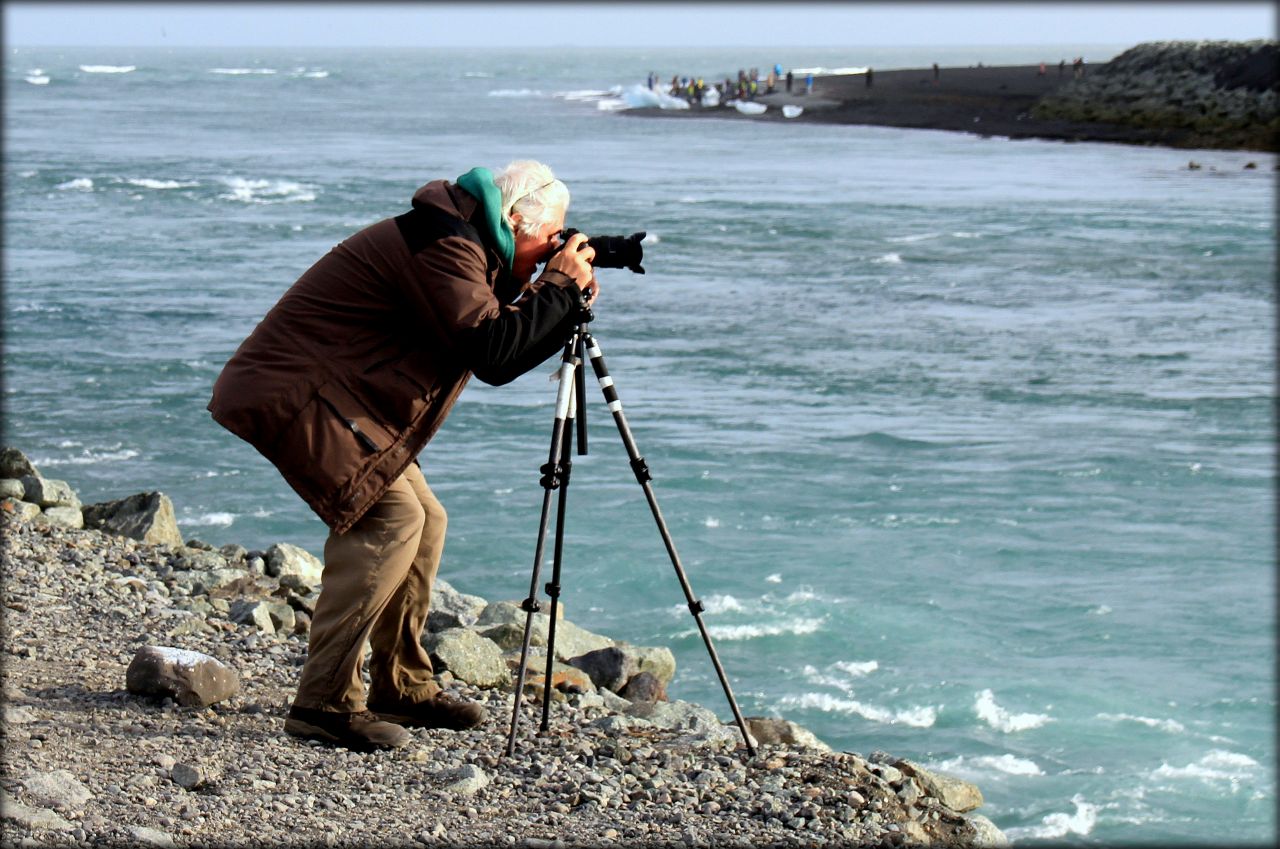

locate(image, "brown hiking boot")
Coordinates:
369 691 485 731
284 706 411 751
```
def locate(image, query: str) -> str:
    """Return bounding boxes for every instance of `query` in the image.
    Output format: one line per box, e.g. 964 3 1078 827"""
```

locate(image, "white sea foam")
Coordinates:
1098 712 1186 734
57 178 94 191
703 516 720 528
929 753 1045 778
488 88 544 97
11 302 63 314
1004 794 1098 840
219 177 316 204
210 67 277 75
765 573 782 584
1089 605 1112 616
779 692 937 727
951 231 984 238
975 689 1053 732
188 512 235 527
683 617 823 641
872 253 903 264
698 594 744 615
252 508 273 518
1150 750 1261 791
125 178 199 190
886 232 940 243
25 74 50 85
33 446 139 466
833 659 879 677
80 64 135 73
463 71 493 78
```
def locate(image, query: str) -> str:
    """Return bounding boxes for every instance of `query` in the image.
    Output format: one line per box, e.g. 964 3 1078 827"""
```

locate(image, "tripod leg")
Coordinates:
506 339 578 757
581 333 758 758
540 371 576 732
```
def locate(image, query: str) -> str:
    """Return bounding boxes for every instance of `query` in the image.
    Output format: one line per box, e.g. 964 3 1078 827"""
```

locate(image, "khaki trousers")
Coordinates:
293 463 446 712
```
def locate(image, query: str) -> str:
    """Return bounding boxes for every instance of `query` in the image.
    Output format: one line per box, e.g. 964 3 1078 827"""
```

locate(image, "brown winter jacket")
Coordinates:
208 179 584 533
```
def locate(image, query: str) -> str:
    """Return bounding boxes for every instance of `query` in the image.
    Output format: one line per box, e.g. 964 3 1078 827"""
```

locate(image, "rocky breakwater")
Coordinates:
1032 40 1279 151
1 445 1007 847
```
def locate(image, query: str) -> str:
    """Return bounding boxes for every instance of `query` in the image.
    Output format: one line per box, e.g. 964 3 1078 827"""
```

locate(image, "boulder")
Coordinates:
82 492 183 547
427 578 488 630
568 646 637 692
743 716 831 751
422 628 511 689
897 759 985 813
0 789 74 832
967 814 1010 848
40 506 84 529
473 600 616 660
0 447 39 479
2 498 43 522
265 543 324 592
125 645 240 707
20 476 80 509
0 478 26 499
19 769 94 810
229 600 276 634
618 671 667 702
624 643 676 686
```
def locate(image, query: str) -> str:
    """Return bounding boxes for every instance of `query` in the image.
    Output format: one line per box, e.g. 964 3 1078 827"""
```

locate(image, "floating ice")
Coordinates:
782 105 803 118
731 100 766 116
25 74 50 85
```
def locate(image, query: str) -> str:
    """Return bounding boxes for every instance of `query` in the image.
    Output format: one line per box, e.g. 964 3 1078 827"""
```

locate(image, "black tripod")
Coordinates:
505 311 757 758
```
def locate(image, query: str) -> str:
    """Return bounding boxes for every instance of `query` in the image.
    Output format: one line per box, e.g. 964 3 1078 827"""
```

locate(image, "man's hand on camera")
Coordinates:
546 231 597 297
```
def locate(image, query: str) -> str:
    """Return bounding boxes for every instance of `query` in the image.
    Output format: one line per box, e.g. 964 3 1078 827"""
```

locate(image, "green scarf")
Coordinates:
455 167 515 270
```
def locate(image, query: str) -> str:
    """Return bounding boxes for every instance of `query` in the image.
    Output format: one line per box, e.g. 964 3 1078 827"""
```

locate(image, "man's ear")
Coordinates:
508 211 523 231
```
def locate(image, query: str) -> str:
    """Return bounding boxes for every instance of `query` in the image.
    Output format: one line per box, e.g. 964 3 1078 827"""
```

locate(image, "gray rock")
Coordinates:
427 578 488 630
125 645 240 707
171 763 208 790
229 599 276 634
0 789 74 832
422 628 511 689
0 447 39 479
474 600 615 661
0 478 26 499
439 764 490 796
618 671 667 702
20 769 93 810
41 505 84 529
966 813 1010 847
218 543 248 563
568 646 637 692
743 717 831 751
129 826 179 848
3 704 38 725
2 498 43 522
267 601 297 633
897 759 985 813
265 542 324 592
20 476 80 509
82 491 183 547
625 699 724 735
625 643 677 686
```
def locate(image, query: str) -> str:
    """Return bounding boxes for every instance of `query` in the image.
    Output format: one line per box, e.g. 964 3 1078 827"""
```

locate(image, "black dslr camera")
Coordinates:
560 229 646 274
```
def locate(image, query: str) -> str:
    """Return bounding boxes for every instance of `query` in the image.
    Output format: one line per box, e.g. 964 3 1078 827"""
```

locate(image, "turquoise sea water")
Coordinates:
3 45 1275 845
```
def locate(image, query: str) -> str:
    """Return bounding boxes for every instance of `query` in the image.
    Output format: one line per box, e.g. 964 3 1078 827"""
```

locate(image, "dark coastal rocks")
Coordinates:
82 491 183 547
1032 40 1279 150
0 446 40 479
125 645 240 707
618 670 667 702
568 646 637 692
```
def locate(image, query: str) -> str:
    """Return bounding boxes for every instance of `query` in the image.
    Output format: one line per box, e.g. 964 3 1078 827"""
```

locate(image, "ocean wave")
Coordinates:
681 617 823 641
765 573 782 584
1150 750 1261 791
779 692 937 727
871 252 902 264
25 73 50 85
80 65 136 74
974 689 1053 732
886 232 940 244
487 88 544 98
210 68 277 75
218 177 316 204
186 512 236 527
124 178 200 190
32 445 139 467
702 516 720 528
1097 712 1186 734
10 302 63 314
928 753 1045 778
56 178 94 192
1003 794 1098 841
801 659 879 694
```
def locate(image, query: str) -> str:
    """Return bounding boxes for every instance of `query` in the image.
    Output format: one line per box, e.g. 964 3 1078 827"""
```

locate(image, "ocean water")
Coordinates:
3 45 1275 845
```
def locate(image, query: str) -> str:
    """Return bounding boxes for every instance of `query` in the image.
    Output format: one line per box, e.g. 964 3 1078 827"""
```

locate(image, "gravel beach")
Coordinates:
0 450 1009 848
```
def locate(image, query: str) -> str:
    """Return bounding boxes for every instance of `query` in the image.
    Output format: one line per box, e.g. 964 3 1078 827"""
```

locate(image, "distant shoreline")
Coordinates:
622 56 1279 152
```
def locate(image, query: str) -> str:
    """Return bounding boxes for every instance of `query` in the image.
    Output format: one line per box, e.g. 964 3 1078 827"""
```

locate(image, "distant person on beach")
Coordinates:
805 72 814 95
865 68 873 88
209 161 598 752
933 62 940 81
786 70 793 92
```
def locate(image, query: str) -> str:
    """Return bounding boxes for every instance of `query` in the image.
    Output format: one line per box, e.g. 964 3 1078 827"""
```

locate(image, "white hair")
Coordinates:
493 160 570 237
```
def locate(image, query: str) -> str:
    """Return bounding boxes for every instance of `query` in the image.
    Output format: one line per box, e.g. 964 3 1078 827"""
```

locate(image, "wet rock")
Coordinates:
125 645 240 706
82 491 183 547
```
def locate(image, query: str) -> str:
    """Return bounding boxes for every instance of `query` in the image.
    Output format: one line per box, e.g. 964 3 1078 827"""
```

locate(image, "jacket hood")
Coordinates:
410 175 514 271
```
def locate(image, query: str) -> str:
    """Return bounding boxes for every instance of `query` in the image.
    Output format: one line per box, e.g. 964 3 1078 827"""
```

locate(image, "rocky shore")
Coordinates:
626 40 1279 152
1 446 1007 848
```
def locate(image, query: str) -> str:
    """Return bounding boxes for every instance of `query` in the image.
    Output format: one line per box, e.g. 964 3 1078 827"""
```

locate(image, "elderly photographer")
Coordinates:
209 160 597 751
